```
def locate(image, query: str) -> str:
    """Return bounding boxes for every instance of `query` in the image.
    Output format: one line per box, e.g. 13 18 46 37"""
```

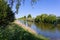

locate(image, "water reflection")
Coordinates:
19 20 60 39
27 21 33 27
35 23 56 32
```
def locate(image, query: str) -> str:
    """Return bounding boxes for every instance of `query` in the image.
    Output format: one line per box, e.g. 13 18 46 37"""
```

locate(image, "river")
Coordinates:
19 20 60 39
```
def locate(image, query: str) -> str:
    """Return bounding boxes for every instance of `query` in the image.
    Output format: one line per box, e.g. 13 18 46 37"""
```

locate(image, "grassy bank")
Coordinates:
0 23 48 40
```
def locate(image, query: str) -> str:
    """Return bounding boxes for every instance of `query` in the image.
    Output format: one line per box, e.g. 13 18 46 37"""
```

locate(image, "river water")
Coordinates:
19 20 60 40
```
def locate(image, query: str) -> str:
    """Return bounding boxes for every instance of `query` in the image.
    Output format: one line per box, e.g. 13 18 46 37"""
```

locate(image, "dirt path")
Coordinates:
14 20 37 35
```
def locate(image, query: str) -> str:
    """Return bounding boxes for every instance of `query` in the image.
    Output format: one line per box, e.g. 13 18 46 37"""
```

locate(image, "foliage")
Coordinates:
35 14 56 24
0 23 47 40
0 0 38 26
27 14 32 18
0 0 15 27
47 14 56 24
4 0 38 14
24 16 26 19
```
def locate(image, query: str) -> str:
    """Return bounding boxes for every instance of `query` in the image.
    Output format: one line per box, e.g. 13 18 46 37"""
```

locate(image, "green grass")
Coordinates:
0 23 48 40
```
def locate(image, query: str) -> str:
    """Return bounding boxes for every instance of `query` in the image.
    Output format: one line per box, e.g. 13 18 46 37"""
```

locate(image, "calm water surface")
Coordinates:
19 20 60 39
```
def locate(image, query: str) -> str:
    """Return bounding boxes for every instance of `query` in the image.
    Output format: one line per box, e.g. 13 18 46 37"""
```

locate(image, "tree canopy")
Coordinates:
35 14 56 24
0 0 15 27
0 0 38 27
27 14 32 18
5 0 38 14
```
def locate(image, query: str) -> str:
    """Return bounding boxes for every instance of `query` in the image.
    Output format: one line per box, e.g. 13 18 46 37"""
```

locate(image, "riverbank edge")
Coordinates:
13 20 49 40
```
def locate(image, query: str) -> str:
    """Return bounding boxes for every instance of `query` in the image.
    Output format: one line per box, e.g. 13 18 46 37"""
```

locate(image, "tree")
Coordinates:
5 0 38 14
40 14 48 22
35 14 48 23
35 14 56 24
0 0 15 27
24 16 26 18
35 15 41 23
47 14 56 23
0 0 38 26
27 14 32 18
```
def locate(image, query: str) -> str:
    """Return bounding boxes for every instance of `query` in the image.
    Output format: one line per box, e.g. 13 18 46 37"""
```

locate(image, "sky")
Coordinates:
14 0 60 18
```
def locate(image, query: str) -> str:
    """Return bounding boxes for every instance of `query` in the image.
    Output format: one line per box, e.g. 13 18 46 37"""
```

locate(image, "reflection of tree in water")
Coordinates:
24 20 26 25
57 24 60 31
35 23 57 32
23 20 60 32
27 21 33 27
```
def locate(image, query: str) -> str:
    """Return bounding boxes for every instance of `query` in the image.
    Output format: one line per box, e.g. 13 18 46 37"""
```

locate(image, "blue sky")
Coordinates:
14 0 60 18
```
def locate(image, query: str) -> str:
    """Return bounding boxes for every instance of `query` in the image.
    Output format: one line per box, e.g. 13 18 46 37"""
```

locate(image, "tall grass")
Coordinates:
0 23 48 40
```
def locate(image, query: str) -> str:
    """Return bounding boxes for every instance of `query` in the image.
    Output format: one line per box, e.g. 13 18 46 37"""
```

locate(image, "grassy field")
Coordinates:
0 23 48 40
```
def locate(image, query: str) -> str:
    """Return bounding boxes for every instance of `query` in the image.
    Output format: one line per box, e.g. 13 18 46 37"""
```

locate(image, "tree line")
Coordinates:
19 14 60 24
19 14 32 19
35 14 60 24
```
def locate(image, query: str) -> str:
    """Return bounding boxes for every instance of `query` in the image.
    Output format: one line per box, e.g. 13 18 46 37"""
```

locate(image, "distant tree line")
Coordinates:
19 14 32 19
19 14 60 24
35 14 60 24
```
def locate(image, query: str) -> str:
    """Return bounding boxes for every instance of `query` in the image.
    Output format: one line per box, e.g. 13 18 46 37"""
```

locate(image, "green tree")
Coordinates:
0 0 38 26
0 0 15 27
47 14 56 23
35 15 41 23
4 0 38 14
40 14 48 22
24 16 26 18
35 14 56 24
35 14 48 23
27 14 32 18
